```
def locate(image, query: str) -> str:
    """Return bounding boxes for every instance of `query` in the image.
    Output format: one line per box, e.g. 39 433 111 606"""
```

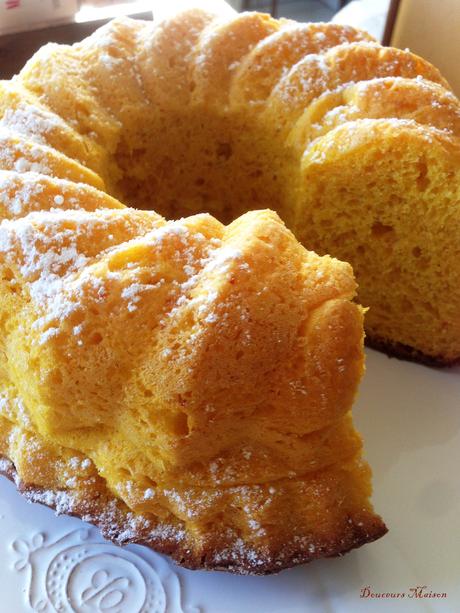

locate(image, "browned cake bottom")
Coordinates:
366 335 459 368
0 456 387 575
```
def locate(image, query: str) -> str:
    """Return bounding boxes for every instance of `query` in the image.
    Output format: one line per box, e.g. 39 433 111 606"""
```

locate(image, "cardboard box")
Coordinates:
390 0 460 98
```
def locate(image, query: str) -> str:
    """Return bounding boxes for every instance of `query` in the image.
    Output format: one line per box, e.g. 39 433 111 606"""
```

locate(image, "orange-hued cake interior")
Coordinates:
0 199 385 573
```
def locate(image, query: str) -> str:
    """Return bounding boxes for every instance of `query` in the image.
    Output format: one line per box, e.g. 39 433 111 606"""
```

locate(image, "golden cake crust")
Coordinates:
366 335 460 368
231 22 375 107
0 455 387 575
265 42 451 130
289 76 460 149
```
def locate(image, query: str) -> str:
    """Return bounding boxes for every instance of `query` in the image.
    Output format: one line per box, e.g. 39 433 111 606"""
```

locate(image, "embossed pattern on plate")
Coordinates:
10 528 186 613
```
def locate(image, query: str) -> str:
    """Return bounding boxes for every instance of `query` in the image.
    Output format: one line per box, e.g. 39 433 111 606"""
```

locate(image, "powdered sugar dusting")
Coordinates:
1 100 68 146
0 457 13 473
0 171 46 216
0 210 100 343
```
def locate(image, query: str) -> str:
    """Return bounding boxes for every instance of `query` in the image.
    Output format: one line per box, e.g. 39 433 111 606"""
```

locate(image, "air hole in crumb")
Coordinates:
412 246 422 258
173 411 190 436
416 160 430 191
70 311 86 326
401 298 413 311
2 268 13 281
216 142 232 160
50 369 63 384
258 235 273 245
89 332 103 345
371 221 395 239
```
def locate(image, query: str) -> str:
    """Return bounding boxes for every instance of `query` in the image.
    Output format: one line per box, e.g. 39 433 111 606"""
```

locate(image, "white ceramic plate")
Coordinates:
0 348 459 613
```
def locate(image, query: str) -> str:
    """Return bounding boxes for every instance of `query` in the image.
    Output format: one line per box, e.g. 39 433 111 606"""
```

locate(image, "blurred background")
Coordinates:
0 0 388 79
0 0 459 96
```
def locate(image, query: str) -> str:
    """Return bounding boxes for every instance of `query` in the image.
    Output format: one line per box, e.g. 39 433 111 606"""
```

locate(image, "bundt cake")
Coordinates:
5 5 459 571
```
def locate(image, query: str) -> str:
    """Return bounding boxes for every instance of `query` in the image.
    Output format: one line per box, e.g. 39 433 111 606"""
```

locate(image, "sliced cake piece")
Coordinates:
0 206 386 573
